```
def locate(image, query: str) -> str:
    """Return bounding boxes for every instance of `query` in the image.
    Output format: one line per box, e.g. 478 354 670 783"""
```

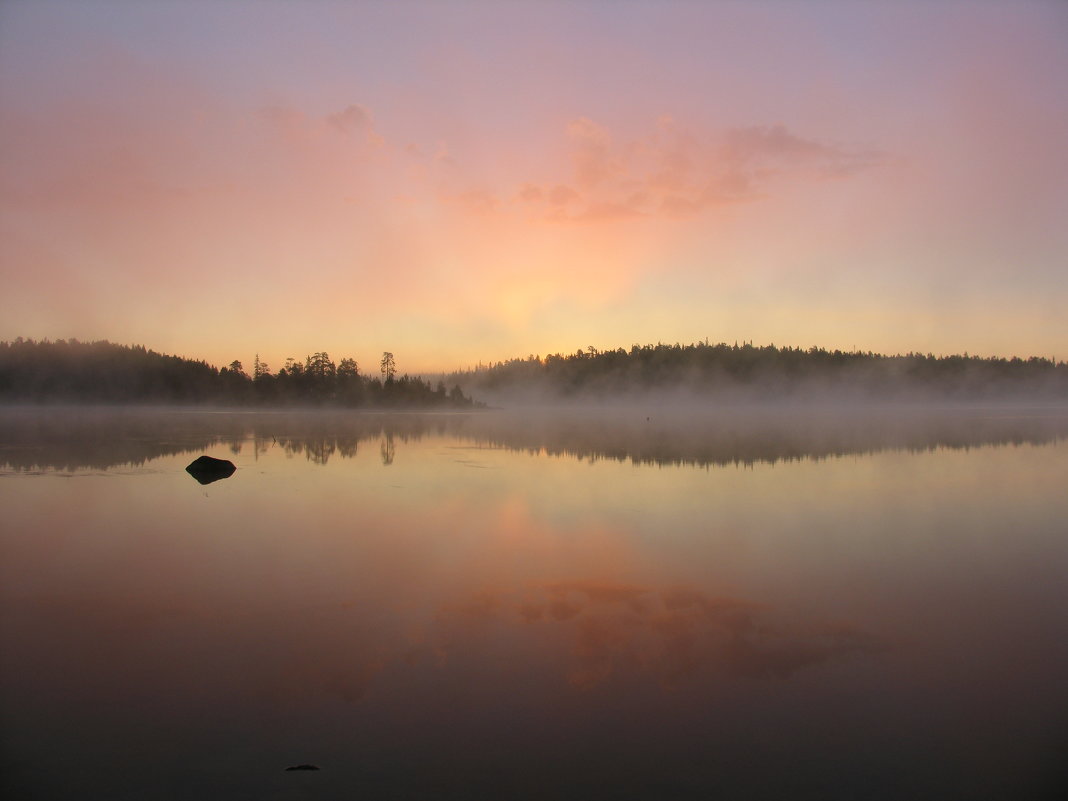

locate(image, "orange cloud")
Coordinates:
0 79 892 369
325 103 381 145
516 117 884 223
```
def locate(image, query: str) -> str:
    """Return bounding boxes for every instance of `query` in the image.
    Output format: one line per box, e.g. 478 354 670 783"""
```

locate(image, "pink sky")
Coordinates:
1 0 1066 372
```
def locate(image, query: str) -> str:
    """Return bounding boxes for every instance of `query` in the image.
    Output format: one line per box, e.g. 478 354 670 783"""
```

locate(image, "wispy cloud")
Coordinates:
516 116 885 222
722 124 883 177
326 103 384 147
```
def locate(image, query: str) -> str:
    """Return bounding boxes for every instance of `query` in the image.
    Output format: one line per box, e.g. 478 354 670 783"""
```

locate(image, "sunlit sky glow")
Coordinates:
1 0 1066 372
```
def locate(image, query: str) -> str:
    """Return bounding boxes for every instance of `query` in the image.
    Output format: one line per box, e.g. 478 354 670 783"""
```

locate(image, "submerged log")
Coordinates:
185 455 236 485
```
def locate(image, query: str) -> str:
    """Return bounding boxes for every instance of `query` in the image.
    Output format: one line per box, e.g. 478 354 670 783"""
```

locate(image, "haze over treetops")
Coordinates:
2 338 1064 405
1 1 1066 372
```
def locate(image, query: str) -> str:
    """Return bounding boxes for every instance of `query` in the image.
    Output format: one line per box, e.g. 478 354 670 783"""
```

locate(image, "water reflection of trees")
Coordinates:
0 409 464 470
0 407 231 471
464 410 1068 469
2 406 1066 471
272 435 363 465
380 434 395 466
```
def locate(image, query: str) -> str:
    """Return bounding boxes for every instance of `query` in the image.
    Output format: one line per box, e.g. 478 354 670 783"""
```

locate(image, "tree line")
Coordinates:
444 341 1068 401
4 337 1064 406
0 339 477 407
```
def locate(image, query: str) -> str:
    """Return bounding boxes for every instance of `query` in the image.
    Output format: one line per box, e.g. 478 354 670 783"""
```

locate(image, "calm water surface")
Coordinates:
2 407 1067 800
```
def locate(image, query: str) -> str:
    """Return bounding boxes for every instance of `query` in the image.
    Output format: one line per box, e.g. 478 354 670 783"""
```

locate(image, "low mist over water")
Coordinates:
2 406 1067 799
2 403 1067 471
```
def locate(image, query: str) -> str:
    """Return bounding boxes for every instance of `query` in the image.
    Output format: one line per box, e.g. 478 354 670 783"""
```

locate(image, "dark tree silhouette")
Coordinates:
0 339 477 409
4 337 1061 408
443 341 1068 402
380 351 396 384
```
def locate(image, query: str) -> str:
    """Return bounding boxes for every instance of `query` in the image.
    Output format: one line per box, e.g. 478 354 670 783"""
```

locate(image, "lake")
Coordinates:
2 405 1066 800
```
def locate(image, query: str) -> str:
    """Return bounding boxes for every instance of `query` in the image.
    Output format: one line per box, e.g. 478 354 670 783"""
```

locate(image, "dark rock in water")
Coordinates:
285 764 320 771
185 455 236 485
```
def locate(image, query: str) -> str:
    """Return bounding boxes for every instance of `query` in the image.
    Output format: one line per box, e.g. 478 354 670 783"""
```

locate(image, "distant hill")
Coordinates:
0 339 475 408
444 342 1068 404
0 339 222 403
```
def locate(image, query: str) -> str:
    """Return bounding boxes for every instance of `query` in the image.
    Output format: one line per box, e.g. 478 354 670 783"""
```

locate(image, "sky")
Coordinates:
1 0 1066 373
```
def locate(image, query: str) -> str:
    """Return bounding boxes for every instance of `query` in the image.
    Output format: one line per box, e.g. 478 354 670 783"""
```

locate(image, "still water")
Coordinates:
2 406 1067 800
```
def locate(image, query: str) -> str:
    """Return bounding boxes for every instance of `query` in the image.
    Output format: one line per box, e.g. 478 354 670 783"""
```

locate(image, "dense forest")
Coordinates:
3 338 1066 407
0 339 476 407
445 341 1068 403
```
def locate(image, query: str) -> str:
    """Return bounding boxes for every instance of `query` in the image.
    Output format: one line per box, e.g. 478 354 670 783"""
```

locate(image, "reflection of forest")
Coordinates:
0 408 470 470
0 408 225 471
467 408 1068 468
2 406 1067 472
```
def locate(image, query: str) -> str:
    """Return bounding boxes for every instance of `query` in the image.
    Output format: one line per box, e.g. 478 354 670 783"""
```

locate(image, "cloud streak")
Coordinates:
514 117 884 223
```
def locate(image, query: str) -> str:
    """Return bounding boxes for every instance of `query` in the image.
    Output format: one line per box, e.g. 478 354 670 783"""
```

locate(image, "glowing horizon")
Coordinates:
2 1 1066 374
